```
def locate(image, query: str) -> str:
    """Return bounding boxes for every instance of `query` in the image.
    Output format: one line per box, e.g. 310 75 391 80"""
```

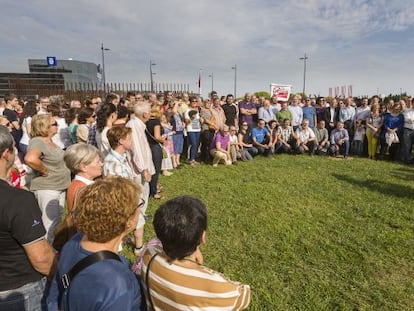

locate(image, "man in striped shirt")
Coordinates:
141 196 251 310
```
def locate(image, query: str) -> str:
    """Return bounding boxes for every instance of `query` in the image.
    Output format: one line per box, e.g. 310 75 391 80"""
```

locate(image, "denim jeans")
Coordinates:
187 131 200 161
402 128 414 163
330 140 350 156
0 278 46 311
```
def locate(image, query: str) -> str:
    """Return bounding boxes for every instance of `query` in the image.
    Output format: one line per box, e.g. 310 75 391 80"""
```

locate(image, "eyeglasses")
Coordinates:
4 122 11 127
91 115 96 118
50 122 58 127
138 198 146 209
242 124 248 126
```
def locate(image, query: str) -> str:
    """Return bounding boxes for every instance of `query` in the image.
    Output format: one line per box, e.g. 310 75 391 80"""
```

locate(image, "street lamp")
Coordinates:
101 43 110 92
231 64 237 99
150 60 156 92
198 68 202 95
208 73 214 93
299 53 308 96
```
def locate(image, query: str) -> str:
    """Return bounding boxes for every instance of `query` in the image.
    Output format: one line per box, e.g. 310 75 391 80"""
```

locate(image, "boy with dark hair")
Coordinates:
140 196 251 310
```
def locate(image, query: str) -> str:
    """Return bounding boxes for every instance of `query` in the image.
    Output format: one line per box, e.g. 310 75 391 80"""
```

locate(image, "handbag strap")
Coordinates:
61 250 121 290
145 253 159 311
145 126 164 149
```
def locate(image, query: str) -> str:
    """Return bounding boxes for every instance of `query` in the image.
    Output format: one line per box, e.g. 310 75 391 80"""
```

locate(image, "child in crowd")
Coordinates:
352 119 366 156
229 126 241 164
160 114 174 176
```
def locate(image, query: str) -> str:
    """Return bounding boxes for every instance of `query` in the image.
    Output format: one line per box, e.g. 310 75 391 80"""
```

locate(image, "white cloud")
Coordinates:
0 0 413 97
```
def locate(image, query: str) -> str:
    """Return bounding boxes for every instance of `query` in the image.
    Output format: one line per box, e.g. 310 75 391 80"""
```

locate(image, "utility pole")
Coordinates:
150 60 156 92
299 53 308 96
101 43 110 92
208 73 214 93
231 64 237 99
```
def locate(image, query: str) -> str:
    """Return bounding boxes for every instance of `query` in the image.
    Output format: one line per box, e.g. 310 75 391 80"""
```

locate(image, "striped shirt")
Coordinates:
141 244 251 310
103 149 133 179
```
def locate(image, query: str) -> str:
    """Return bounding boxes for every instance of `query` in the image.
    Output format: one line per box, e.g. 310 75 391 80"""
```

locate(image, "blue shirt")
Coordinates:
251 127 269 144
302 106 317 128
47 233 141 311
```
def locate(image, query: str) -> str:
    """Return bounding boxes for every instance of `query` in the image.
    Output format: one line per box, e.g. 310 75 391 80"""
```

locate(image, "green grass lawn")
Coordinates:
126 155 414 310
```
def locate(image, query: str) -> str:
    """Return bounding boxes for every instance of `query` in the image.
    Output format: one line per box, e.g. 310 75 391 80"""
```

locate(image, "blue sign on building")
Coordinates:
46 56 57 66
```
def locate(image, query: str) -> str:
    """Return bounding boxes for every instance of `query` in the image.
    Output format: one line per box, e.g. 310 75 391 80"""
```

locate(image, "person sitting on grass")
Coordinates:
276 118 296 154
329 121 350 158
314 120 330 155
229 125 242 163
295 119 317 155
237 122 257 160
140 195 251 310
268 119 280 154
209 125 232 167
251 119 272 156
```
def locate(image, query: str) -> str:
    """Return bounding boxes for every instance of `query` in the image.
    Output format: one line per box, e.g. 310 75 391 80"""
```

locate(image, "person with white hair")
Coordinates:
126 102 154 255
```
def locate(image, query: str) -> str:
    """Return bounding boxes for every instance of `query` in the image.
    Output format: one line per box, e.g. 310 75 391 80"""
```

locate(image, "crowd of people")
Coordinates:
0 91 254 310
0 88 413 310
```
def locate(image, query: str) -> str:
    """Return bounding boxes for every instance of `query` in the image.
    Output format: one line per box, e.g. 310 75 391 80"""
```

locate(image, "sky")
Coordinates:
1 0 414 98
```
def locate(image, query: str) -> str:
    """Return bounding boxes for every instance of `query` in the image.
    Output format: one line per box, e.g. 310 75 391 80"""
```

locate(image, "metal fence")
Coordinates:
3 79 193 101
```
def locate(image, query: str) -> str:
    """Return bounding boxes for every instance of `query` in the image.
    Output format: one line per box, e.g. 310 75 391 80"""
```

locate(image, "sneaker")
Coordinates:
212 163 218 167
134 245 144 256
162 171 173 176
152 193 163 200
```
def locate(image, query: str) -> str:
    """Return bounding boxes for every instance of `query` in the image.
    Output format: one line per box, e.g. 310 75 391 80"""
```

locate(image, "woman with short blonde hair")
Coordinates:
63 143 102 211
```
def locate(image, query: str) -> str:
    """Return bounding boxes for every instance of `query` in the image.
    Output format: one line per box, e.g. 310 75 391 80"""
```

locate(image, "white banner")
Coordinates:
270 84 292 102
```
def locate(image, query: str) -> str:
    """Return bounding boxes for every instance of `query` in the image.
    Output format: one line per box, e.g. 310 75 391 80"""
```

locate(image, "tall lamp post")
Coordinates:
208 73 214 94
101 43 110 92
150 60 156 92
299 53 308 96
231 64 237 99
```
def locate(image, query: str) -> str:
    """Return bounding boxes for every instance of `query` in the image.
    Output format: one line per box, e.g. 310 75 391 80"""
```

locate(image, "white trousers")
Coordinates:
135 180 150 229
34 189 66 244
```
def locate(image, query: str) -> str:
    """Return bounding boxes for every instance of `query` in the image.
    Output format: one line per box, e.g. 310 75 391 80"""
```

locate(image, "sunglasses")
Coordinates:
138 198 146 209
50 122 58 127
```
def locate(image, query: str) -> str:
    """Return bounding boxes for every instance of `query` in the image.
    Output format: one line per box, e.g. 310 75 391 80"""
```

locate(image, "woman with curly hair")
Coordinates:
47 177 143 310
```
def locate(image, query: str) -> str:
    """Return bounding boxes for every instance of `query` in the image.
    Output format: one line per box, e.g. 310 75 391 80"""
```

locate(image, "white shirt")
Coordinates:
403 108 414 130
20 116 32 146
126 116 155 176
184 109 201 132
74 174 94 186
52 117 71 149
288 105 303 127
296 127 315 143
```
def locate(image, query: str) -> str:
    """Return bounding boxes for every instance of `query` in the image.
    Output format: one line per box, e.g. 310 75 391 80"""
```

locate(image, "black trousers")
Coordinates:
200 129 215 162
149 143 162 197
